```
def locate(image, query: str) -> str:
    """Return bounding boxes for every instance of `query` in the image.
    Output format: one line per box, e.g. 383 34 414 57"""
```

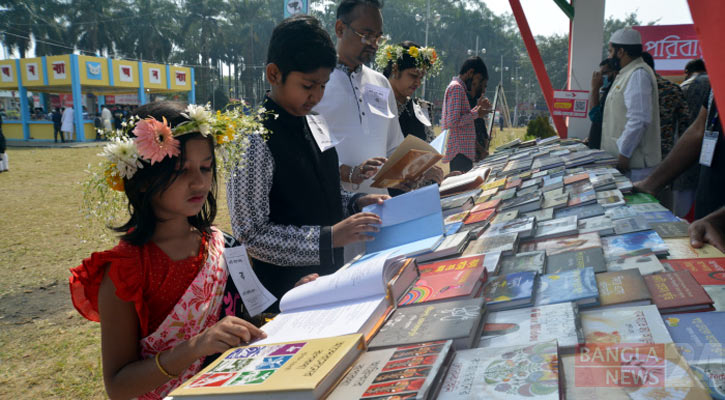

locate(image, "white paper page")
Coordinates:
223 245 277 317
256 295 386 344
278 250 396 313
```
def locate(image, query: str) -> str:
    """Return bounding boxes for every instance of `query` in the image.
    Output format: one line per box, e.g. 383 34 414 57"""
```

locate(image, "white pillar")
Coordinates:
567 0 605 139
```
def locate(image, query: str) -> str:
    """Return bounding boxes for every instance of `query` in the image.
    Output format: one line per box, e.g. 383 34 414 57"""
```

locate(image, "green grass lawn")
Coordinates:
0 127 529 398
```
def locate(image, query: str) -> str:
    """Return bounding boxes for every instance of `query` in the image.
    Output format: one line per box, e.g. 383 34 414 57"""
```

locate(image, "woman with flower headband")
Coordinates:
68 101 315 399
377 41 442 144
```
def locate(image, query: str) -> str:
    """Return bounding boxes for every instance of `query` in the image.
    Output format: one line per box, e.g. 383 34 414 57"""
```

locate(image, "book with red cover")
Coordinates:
505 178 522 189
661 258 725 285
398 264 487 306
418 254 487 276
463 209 495 225
563 173 589 185
470 198 501 213
643 271 715 314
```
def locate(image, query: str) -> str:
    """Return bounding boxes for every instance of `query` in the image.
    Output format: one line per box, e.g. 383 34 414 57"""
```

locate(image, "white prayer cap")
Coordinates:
610 28 642 45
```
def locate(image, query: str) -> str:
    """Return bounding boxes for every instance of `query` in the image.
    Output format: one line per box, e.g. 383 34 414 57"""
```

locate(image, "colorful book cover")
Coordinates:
564 173 589 185
170 334 364 398
328 341 454 400
605 248 665 275
463 233 518 256
463 209 494 225
369 298 485 350
534 215 578 240
483 271 537 311
444 210 470 225
535 267 599 307
664 238 725 259
499 251 546 275
644 271 715 314
438 341 560 400
601 230 669 258
530 232 602 256
471 198 500 212
624 192 658 204
479 303 583 350
580 304 673 344
642 210 681 223
661 258 725 285
568 190 597 207
595 269 652 307
399 264 486 306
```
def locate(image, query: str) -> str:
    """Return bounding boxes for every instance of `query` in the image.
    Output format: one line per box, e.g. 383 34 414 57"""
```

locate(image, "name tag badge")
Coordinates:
223 245 277 317
306 113 341 152
699 130 719 167
413 101 432 127
363 83 395 118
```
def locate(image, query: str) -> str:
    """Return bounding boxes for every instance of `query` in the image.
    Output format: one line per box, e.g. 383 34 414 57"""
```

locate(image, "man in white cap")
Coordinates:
601 27 661 181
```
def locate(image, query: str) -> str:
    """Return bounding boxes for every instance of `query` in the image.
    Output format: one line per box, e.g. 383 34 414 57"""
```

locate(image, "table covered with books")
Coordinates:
168 136 723 400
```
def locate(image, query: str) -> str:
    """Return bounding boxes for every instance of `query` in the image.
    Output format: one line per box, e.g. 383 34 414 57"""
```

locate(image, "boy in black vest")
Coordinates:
227 15 389 312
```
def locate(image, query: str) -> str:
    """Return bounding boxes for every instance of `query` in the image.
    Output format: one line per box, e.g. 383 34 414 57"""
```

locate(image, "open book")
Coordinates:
371 135 443 188
439 165 491 197
256 250 418 345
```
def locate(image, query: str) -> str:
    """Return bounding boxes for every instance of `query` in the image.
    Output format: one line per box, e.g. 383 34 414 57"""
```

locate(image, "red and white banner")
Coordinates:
633 24 701 76
148 67 161 84
25 62 39 81
552 90 589 118
105 94 139 105
1 64 13 82
51 61 66 80
175 71 187 86
118 64 134 82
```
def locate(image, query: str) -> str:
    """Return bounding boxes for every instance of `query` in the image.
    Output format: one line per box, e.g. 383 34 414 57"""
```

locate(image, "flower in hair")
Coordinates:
133 117 180 164
181 104 213 136
99 137 143 180
408 46 419 58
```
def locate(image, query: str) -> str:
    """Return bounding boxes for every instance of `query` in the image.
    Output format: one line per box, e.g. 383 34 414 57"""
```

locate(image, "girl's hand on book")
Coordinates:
332 213 382 247
192 316 267 357
295 273 319 287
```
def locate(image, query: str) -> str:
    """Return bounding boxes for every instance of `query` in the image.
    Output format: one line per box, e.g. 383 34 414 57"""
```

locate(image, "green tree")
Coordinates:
67 0 126 55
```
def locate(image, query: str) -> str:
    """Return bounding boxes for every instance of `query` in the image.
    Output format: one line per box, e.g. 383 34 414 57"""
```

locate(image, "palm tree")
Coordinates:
0 0 67 57
116 0 177 62
67 0 125 55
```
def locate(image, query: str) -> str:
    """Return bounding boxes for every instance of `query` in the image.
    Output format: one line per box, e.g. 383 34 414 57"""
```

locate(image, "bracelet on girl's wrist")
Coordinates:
155 351 178 379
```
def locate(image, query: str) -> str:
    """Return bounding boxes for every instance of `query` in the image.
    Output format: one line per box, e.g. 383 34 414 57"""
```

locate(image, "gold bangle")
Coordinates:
155 351 178 379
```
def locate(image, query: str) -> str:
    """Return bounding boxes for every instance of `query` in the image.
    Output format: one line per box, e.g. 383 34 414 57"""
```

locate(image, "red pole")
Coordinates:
508 0 568 138
688 0 725 117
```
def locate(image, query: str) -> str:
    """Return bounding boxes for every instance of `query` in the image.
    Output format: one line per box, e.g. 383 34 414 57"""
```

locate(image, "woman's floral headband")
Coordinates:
83 102 272 228
375 44 443 78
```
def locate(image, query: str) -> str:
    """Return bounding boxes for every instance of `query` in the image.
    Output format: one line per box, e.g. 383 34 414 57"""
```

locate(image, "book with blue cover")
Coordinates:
641 210 681 223
663 312 725 400
364 184 444 257
601 230 669 259
535 267 599 307
482 271 537 311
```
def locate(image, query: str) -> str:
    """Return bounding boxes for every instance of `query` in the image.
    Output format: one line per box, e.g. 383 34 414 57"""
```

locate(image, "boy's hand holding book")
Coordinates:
332 212 382 247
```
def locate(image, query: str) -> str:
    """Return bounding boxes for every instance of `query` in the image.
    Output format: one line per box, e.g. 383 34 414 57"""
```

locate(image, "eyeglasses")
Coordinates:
344 23 388 46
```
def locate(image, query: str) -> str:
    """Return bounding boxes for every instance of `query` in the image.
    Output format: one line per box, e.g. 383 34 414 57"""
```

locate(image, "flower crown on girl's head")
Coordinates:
83 102 273 228
375 44 443 78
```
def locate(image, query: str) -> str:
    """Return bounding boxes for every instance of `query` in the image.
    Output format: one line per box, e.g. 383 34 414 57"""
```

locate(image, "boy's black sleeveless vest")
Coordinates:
253 97 345 311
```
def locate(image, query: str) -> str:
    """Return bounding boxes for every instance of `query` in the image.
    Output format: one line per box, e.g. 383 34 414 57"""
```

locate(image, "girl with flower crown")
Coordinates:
68 101 314 399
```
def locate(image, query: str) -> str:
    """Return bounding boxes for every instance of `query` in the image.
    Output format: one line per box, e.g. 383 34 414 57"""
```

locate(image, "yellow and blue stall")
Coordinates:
0 54 194 142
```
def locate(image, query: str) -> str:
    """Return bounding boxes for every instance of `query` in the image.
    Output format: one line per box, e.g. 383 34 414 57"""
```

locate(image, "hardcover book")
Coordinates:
650 221 690 238
554 203 605 219
595 269 652 309
605 249 665 275
664 238 725 259
661 258 725 285
578 215 615 236
527 232 603 256
443 210 469 225
568 190 597 207
601 230 669 258
169 334 364 400
596 189 625 208
533 215 578 240
484 216 536 239
499 251 546 275
400 261 487 306
372 148 443 188
478 302 583 351
545 247 607 274
613 215 651 235
704 286 725 311
580 304 673 344
541 192 569 209
624 192 659 204
416 231 470 263
483 271 537 311
604 205 639 220
644 271 715 314
535 267 599 307
470 198 500 213
490 209 519 225
438 341 561 400
462 209 494 225
369 297 486 350
523 207 554 222
463 233 519 256
327 341 455 400
630 202 670 213
641 210 681 223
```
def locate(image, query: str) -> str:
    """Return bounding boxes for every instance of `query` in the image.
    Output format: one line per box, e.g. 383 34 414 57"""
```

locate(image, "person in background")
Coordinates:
101 105 113 137
601 27 661 181
0 110 6 172
587 58 618 149
467 77 489 160
441 56 491 173
61 105 74 141
52 107 63 143
640 51 689 211
675 59 710 218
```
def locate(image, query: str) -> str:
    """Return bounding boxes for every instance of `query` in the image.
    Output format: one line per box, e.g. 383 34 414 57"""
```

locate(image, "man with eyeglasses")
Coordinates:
313 0 405 196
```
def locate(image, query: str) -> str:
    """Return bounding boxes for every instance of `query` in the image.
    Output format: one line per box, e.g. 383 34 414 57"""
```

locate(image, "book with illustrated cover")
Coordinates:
372 148 443 188
491 187 516 202
604 205 639 220
524 207 554 222
462 209 494 225
535 267 599 307
515 185 540 198
554 203 605 219
542 175 563 192
463 233 519 256
478 302 583 351
505 178 522 189
565 181 595 195
484 216 536 239
369 297 486 350
644 271 715 314
471 198 500 213
438 341 561 400
441 194 474 214
483 271 537 311
474 193 493 205
400 260 487 306
661 258 725 285
663 312 725 400
564 172 589 185
481 178 507 191
525 232 602 256
520 177 541 189
443 210 469 225
589 173 616 190
439 168 490 197
642 210 681 223
630 202 669 213
578 215 615 236
416 231 470 263
327 341 455 400
596 189 625 208
601 230 669 258
499 251 546 276
605 249 665 275
169 334 364 399
541 192 569 209
613 215 651 235
624 192 659 204
650 221 690 238
533 215 578 240
545 247 607 274
595 269 652 309
664 238 725 259
568 190 597 207
580 304 673 344
490 209 519 225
